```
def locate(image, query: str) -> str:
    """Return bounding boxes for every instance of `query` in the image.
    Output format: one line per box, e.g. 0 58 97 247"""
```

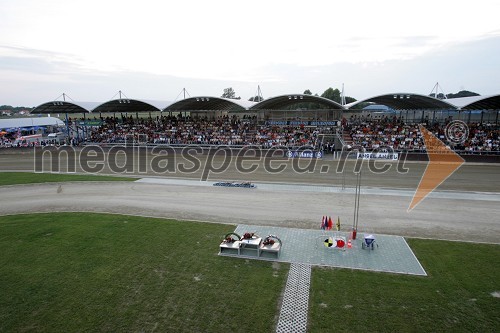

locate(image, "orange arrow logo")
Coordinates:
408 125 465 211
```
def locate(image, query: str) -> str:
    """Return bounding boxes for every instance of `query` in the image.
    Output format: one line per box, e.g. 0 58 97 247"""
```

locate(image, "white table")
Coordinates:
240 237 262 256
219 240 241 255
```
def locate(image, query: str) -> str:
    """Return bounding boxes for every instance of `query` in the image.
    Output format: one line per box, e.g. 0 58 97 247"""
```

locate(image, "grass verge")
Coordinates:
309 238 500 332
0 172 136 186
0 213 288 333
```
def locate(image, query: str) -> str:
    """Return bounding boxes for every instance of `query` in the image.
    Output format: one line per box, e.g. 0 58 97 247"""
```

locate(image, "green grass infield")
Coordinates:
0 172 136 186
309 238 500 332
0 213 288 332
0 212 499 332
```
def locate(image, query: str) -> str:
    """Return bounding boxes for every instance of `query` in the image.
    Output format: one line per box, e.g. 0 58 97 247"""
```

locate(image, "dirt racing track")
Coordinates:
0 177 498 244
0 149 499 244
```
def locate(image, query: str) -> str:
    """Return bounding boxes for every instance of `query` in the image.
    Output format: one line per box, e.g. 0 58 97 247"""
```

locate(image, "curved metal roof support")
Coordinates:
347 93 457 110
163 96 249 112
459 94 500 110
32 101 94 142
92 99 161 114
32 101 92 114
250 94 345 111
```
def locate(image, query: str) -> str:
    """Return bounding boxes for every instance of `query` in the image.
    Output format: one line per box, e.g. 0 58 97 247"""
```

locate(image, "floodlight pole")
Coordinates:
83 112 87 140
342 166 346 190
256 85 263 101
65 112 70 142
352 170 361 239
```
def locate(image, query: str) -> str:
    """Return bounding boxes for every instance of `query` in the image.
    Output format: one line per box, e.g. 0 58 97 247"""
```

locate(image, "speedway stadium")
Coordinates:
0 90 499 332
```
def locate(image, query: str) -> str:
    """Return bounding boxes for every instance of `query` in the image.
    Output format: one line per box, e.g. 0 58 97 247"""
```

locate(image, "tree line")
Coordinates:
429 90 480 99
0 105 34 112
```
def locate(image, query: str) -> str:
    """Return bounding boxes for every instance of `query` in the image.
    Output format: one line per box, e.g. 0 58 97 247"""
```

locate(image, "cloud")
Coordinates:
0 45 100 76
0 34 499 106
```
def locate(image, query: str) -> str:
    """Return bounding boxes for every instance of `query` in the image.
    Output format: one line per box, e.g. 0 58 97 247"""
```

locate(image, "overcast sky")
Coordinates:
1 0 499 107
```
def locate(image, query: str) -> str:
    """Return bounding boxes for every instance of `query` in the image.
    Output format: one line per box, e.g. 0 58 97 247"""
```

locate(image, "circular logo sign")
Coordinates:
444 120 469 145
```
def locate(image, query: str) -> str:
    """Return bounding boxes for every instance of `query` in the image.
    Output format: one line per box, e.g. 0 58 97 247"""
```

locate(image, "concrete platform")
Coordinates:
224 224 427 276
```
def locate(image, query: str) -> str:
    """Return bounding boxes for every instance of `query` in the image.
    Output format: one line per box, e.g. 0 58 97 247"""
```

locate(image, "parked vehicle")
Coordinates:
13 134 43 147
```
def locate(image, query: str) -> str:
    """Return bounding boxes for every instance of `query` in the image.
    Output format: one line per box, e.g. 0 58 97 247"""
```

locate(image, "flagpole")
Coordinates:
352 170 361 239
353 172 358 235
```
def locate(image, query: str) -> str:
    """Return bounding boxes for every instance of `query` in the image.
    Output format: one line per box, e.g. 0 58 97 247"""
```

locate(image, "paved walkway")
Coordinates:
232 224 427 276
276 263 311 333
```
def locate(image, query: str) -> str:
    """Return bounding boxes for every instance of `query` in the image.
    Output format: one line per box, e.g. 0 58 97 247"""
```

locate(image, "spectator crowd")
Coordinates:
87 114 334 149
344 115 499 153
1 113 498 153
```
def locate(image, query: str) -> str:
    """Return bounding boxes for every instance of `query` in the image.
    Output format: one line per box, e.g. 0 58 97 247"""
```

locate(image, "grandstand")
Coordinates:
2 91 498 155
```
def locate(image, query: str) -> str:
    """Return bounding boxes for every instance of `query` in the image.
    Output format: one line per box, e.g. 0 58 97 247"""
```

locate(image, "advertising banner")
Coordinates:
357 152 399 160
286 150 323 158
